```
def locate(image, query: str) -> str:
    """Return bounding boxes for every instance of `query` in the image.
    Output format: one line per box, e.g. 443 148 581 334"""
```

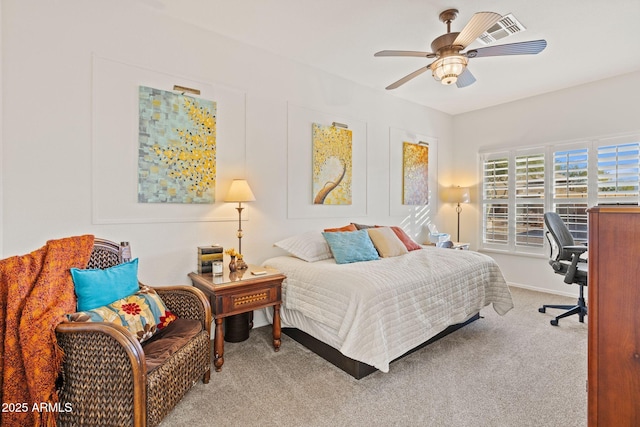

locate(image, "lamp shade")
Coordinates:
431 55 468 85
447 186 470 204
224 179 256 202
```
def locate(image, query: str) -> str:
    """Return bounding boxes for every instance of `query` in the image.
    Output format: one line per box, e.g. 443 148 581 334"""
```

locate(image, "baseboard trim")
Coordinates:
507 282 580 299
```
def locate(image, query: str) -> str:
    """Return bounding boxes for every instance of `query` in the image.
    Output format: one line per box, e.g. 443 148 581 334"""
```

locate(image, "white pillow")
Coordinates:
274 231 333 262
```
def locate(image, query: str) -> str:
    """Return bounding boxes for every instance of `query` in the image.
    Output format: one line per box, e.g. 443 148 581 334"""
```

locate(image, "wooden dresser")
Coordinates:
587 206 640 426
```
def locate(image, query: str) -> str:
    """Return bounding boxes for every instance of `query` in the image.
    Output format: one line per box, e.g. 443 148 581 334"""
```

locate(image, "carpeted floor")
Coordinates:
160 287 587 427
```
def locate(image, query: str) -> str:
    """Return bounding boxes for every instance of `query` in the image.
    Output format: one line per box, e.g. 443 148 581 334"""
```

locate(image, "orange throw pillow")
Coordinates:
324 224 357 233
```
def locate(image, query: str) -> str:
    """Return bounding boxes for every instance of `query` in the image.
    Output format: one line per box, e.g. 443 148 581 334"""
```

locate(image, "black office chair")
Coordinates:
538 212 588 326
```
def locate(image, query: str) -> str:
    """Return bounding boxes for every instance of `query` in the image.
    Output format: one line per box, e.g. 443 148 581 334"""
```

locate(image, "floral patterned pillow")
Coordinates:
67 285 177 343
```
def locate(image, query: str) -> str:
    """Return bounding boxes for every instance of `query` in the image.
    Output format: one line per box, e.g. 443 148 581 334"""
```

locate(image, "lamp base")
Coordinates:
456 203 463 243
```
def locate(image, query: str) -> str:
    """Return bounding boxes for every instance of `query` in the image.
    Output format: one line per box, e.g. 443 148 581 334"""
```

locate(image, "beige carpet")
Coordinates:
160 287 587 426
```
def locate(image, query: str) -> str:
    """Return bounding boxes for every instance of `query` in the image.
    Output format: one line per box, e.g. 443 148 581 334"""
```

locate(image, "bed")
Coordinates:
262 239 513 379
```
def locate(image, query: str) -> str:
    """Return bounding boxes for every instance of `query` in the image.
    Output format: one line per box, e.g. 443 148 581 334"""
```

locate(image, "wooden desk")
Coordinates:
188 265 285 372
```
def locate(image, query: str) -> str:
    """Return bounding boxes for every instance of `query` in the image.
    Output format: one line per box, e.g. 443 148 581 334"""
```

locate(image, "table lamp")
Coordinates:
224 179 256 258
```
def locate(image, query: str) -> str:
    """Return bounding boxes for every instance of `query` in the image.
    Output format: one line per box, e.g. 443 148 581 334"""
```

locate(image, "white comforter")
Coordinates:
263 247 513 373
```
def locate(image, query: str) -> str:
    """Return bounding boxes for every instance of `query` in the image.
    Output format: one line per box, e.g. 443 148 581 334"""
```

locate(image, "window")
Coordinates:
515 153 545 247
597 142 639 201
482 156 508 245
553 147 588 242
480 135 640 253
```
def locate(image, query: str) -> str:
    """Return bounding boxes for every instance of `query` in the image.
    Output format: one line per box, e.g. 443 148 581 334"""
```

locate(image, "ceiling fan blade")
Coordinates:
453 12 502 49
374 50 434 58
385 66 430 90
466 39 547 58
456 68 476 88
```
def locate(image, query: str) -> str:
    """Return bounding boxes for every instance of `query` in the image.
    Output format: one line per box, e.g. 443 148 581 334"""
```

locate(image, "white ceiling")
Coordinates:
143 0 640 115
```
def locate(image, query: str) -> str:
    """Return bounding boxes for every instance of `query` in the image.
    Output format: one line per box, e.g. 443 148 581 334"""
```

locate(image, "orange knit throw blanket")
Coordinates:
0 235 94 427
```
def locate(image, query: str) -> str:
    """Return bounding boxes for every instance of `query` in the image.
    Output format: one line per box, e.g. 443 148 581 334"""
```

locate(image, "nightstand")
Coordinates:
188 265 285 372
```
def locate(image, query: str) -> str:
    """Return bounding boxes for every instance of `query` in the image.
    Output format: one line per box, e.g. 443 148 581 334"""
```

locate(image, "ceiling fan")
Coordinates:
374 9 547 89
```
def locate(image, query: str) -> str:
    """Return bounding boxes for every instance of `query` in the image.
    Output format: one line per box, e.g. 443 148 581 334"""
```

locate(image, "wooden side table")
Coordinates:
188 265 285 372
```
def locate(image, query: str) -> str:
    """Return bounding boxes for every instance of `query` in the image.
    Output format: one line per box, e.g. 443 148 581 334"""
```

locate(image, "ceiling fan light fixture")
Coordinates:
374 9 546 90
431 55 468 85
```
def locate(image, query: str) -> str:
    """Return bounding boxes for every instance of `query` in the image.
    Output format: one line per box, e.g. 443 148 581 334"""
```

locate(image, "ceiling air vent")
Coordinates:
478 13 526 45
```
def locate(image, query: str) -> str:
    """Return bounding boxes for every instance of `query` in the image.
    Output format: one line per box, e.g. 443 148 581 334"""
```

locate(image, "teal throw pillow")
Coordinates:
322 229 380 264
71 258 140 312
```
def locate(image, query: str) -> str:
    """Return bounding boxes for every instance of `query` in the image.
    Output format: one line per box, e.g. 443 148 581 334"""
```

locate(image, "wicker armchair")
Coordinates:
56 239 211 427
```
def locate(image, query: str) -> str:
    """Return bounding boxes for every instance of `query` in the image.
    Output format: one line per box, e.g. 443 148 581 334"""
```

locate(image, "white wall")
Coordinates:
453 71 640 296
7 1 635 314
1 0 452 295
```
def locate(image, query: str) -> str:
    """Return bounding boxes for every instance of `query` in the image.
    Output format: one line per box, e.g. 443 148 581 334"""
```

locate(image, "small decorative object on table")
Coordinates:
236 253 248 270
427 223 450 245
225 248 238 272
436 240 454 248
197 244 223 274
212 260 223 276
228 257 237 273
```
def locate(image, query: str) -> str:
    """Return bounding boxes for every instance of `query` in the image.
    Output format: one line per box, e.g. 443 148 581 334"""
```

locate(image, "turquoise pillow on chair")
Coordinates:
71 258 140 312
322 230 380 264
